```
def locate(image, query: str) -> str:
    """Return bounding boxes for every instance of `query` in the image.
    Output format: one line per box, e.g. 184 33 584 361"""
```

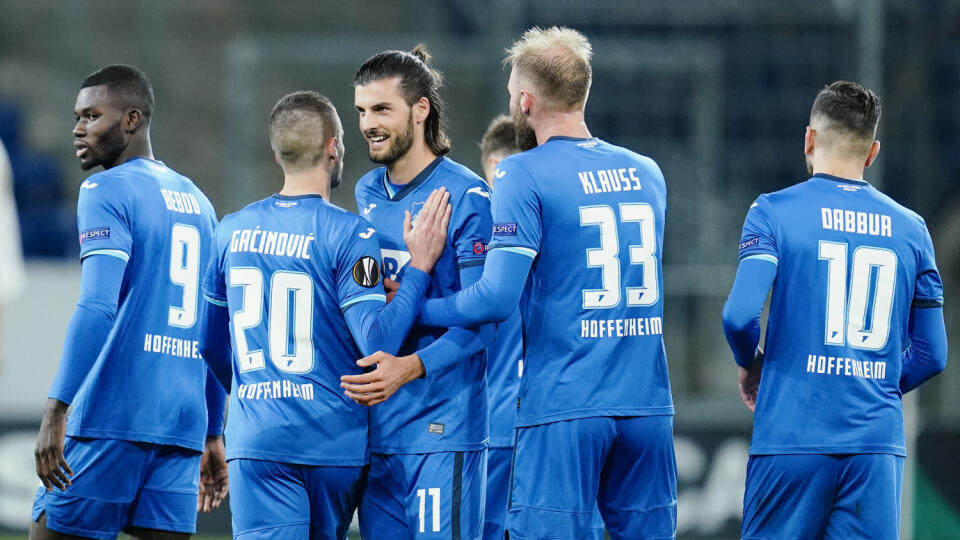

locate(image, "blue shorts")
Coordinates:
742 453 904 540
483 447 512 540
359 450 486 540
229 458 365 539
31 436 200 540
507 416 677 540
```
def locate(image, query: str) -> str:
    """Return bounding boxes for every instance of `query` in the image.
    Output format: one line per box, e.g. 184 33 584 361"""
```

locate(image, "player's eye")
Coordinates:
87 114 98 120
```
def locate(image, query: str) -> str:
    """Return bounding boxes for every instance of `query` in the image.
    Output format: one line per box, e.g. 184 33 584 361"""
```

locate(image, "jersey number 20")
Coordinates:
579 203 659 309
229 268 315 374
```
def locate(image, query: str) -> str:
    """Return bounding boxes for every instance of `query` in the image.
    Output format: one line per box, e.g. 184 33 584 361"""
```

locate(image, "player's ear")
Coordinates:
804 126 815 156
520 91 532 116
326 136 339 159
125 109 144 133
864 140 880 168
414 97 430 124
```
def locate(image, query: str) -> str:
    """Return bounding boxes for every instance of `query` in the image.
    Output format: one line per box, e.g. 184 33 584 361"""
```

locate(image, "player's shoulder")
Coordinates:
434 157 489 197
355 166 386 196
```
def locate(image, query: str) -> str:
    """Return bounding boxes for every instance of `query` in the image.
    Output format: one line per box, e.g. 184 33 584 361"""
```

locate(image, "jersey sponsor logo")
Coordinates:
79 226 110 244
363 203 377 215
352 256 381 288
274 200 299 208
495 169 506 179
359 228 375 239
80 180 98 189
472 241 486 255
466 186 491 199
738 237 759 251
493 222 518 236
381 248 411 280
427 422 445 434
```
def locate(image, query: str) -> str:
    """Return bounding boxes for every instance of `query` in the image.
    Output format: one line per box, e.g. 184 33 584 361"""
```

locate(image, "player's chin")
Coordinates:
79 157 98 171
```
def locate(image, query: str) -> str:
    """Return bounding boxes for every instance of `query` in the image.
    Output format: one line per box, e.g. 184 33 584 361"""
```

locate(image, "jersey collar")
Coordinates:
271 193 324 200
811 173 870 185
545 135 597 143
382 156 444 201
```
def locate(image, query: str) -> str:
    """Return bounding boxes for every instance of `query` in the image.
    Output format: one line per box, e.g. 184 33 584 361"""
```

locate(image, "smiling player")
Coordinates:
344 46 494 539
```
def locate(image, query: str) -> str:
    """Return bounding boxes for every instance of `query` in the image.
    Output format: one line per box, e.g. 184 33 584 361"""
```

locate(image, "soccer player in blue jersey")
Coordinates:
477 115 522 540
31 65 228 540
199 91 450 539
722 81 947 540
340 47 494 539
414 28 678 539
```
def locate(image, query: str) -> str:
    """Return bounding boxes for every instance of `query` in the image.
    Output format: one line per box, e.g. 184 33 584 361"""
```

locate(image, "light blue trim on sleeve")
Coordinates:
203 294 228 307
742 253 778 266
340 293 387 311
82 249 130 262
490 246 538 259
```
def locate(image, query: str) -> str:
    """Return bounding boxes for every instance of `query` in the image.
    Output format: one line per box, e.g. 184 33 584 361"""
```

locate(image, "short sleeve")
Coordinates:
451 182 493 268
336 220 387 311
913 221 944 308
737 195 778 264
487 158 541 259
201 222 229 306
77 177 133 262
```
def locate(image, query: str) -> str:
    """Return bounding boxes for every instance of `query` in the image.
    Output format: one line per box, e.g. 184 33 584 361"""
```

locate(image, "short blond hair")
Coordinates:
505 26 592 110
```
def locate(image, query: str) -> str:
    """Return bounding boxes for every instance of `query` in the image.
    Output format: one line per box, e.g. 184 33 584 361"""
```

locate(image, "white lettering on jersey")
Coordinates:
160 189 202 215
577 167 642 195
229 228 314 260
805 353 886 380
579 316 663 338
820 208 892 237
80 180 98 189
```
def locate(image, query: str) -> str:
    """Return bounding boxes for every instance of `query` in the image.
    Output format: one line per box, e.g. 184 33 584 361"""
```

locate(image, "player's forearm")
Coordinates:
48 255 124 404
348 268 431 356
418 324 496 377
205 369 227 436
722 258 777 368
48 302 115 404
420 249 531 327
900 306 948 394
199 300 232 392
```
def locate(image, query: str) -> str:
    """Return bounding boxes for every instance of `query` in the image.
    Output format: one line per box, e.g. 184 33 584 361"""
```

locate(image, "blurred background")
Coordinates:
1 0 958 538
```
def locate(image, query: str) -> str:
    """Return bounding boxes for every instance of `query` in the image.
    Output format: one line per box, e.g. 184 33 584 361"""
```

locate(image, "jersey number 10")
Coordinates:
819 241 897 350
579 203 659 309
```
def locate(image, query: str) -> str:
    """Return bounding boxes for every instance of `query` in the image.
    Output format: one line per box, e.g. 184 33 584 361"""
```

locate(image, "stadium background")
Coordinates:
0 0 958 538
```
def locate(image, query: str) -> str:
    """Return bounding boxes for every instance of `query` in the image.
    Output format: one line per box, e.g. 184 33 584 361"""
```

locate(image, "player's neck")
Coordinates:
280 169 331 200
533 111 591 146
811 156 866 181
105 136 153 170
385 141 437 185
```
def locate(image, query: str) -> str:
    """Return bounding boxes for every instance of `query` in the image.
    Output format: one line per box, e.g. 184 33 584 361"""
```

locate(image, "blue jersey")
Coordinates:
202 194 385 466
738 173 944 456
489 137 674 427
486 309 522 448
355 156 490 453
66 157 217 451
